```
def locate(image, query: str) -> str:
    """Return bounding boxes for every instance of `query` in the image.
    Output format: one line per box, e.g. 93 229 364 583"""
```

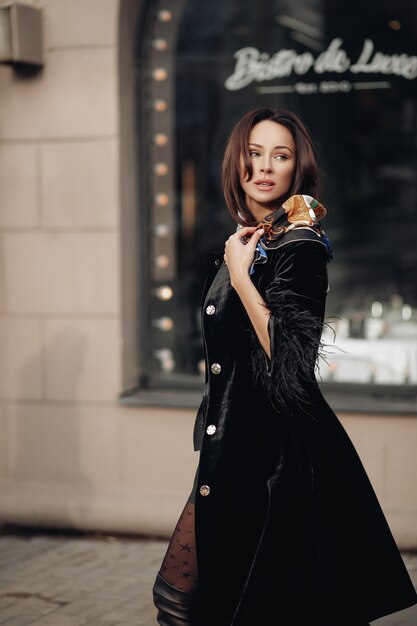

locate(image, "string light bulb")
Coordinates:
154 163 168 176
155 286 173 301
153 317 174 331
154 133 168 146
155 193 169 206
152 39 168 51
153 68 168 81
155 224 169 237
154 349 175 372
154 99 168 112
156 255 170 269
158 10 173 22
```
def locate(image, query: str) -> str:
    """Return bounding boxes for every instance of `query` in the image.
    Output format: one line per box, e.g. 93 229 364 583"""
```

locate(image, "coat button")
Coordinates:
214 258 222 268
199 485 210 496
206 424 216 435
210 363 221 375
206 304 216 315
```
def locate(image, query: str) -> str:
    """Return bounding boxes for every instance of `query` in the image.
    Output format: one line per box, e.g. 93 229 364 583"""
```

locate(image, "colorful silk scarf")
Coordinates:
238 194 334 275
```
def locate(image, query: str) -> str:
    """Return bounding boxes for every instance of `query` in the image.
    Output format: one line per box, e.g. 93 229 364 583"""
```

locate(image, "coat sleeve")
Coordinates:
250 239 329 415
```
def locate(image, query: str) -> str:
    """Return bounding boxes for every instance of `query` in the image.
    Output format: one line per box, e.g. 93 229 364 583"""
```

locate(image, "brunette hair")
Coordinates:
221 107 320 226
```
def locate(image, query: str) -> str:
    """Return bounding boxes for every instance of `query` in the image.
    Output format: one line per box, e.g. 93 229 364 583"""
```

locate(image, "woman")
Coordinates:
153 108 417 626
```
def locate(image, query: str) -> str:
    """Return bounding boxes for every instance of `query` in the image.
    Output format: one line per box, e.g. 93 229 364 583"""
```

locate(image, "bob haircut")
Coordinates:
221 107 320 227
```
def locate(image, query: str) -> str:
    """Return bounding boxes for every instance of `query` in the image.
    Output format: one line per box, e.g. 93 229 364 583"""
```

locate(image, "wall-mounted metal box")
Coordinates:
0 2 43 66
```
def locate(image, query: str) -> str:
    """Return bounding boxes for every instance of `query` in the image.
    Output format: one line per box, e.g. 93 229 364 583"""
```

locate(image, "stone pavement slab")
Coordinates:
0 527 416 625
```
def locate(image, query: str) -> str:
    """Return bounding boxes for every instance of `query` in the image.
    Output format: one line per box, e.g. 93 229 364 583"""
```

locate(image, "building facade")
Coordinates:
0 0 416 545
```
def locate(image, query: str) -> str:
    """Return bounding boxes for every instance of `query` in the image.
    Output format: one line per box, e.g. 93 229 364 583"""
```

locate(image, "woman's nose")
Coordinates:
260 157 272 173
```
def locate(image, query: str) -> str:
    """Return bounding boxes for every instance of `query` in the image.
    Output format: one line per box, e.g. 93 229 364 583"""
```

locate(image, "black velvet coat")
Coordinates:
192 228 417 626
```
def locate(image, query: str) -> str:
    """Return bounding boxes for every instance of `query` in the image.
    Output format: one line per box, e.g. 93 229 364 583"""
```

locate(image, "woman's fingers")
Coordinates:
238 225 258 232
226 226 262 246
252 227 264 240
224 229 264 256
233 226 258 237
224 227 264 270
246 228 264 249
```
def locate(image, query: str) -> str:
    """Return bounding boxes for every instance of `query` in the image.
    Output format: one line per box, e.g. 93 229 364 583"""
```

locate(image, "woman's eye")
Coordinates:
249 151 287 159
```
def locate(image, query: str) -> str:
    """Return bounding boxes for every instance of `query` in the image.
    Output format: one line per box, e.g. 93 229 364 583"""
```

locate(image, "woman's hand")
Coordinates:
224 226 271 358
224 226 264 288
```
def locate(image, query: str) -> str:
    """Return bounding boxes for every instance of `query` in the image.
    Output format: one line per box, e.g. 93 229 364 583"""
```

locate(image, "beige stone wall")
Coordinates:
0 0 197 538
0 0 415 547
339 414 417 548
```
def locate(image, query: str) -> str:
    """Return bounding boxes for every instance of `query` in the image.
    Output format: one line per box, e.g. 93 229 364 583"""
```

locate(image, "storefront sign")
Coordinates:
225 38 417 91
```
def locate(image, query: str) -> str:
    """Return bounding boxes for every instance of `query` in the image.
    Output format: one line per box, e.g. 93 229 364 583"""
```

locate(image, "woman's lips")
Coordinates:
254 179 275 191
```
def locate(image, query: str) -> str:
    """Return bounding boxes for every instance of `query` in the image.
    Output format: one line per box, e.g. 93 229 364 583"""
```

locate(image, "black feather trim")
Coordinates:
249 288 333 419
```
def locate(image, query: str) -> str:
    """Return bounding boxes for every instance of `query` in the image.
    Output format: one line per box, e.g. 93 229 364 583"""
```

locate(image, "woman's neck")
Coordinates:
246 198 279 224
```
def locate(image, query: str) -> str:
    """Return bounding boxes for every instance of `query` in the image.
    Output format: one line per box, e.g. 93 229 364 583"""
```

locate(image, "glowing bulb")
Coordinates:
158 10 173 22
153 68 168 81
155 193 169 206
153 317 174 331
154 348 175 372
152 39 168 51
154 162 168 176
154 99 168 112
155 286 173 301
155 224 169 237
154 133 168 146
156 255 170 269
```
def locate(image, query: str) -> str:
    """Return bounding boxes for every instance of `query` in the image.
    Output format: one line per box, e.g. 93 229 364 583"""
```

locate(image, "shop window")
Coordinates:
133 0 417 411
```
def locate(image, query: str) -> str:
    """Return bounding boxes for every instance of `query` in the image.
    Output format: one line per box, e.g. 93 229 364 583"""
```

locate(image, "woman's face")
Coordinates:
240 120 296 220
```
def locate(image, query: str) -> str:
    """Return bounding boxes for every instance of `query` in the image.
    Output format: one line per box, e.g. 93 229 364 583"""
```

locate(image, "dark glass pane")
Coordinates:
147 0 417 389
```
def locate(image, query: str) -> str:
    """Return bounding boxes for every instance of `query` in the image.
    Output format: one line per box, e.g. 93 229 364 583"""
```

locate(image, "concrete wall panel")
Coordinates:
0 145 39 228
41 140 118 228
0 405 8 479
6 403 121 486
43 0 119 48
3 232 119 314
44 318 121 402
0 49 117 140
0 317 43 400
120 407 198 493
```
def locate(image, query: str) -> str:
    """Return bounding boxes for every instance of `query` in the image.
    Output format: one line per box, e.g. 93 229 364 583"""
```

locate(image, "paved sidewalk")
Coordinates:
0 527 416 625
